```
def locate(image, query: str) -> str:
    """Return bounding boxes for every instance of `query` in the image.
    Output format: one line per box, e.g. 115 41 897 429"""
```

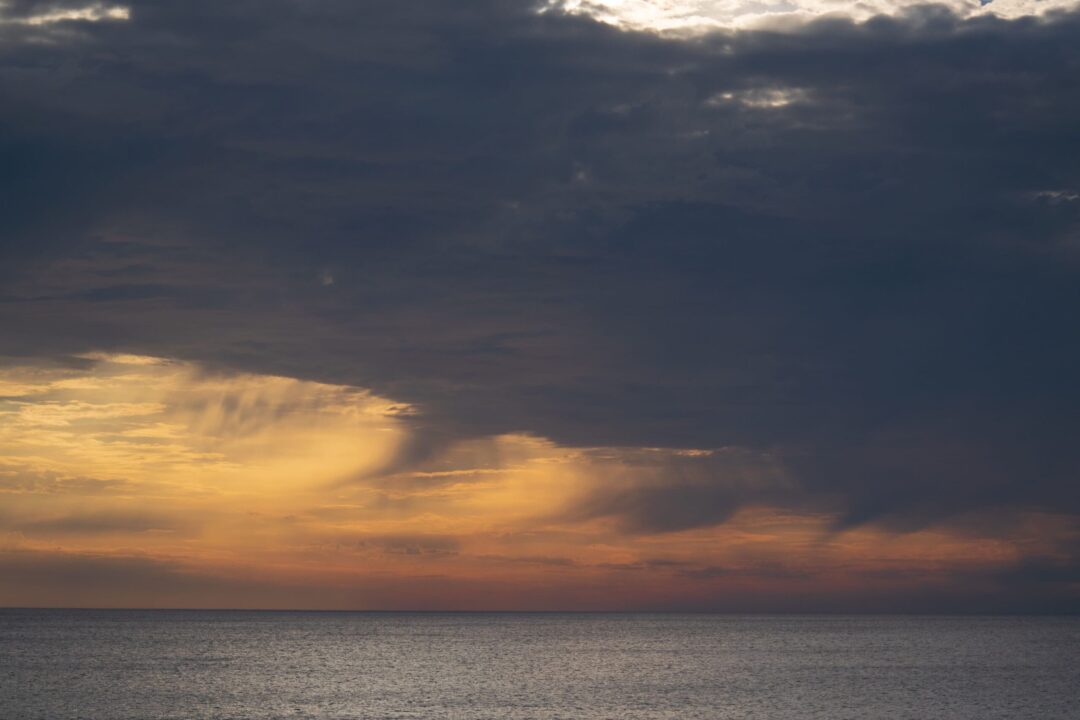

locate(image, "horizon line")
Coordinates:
2 607 1077 616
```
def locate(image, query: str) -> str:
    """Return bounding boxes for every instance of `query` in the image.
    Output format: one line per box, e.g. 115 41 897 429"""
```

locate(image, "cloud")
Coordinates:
0 463 131 495
0 0 1079 608
562 447 795 532
5 510 185 536
540 0 1080 32
0 2 129 26
2 534 1075 611
680 562 812 580
0 355 409 490
1 3 1078 533
362 534 462 557
0 549 330 609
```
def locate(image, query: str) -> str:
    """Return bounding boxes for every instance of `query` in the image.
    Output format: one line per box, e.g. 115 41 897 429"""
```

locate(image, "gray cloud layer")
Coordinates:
2 1 1080 544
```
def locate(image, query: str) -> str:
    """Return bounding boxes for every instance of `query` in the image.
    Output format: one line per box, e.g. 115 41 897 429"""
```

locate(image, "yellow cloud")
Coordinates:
0 353 1064 609
0 355 409 496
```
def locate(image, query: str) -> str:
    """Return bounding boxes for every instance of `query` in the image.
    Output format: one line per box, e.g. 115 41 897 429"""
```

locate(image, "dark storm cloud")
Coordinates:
565 447 795 533
3 0 1080 540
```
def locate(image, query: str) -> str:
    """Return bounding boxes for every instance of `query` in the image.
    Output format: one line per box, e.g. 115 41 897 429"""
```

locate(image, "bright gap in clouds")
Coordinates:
0 2 129 25
542 0 1080 32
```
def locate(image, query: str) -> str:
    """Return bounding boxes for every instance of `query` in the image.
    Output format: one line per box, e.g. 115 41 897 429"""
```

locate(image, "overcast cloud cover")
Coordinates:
1 0 1079 610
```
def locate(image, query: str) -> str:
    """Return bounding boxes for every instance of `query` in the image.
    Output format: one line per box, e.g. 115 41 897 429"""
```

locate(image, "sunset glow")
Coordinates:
1 354 1069 610
2 0 1079 615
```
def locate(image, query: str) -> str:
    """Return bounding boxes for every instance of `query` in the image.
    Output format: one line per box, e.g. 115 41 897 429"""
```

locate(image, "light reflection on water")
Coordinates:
2 611 1078 719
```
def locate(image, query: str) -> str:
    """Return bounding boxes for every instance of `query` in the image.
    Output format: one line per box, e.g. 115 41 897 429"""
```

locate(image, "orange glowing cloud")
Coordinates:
0 354 1073 611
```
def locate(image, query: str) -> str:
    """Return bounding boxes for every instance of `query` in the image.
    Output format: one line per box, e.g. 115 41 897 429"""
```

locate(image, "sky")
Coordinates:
1 0 1079 612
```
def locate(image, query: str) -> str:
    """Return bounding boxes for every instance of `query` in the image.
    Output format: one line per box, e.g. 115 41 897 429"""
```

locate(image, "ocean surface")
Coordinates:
1 611 1077 719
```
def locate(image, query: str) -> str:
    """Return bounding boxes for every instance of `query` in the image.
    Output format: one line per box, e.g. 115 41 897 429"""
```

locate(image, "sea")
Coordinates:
1 611 1077 719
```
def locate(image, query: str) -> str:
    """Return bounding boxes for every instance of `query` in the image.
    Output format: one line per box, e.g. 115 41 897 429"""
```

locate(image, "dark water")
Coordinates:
1 611 1078 719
